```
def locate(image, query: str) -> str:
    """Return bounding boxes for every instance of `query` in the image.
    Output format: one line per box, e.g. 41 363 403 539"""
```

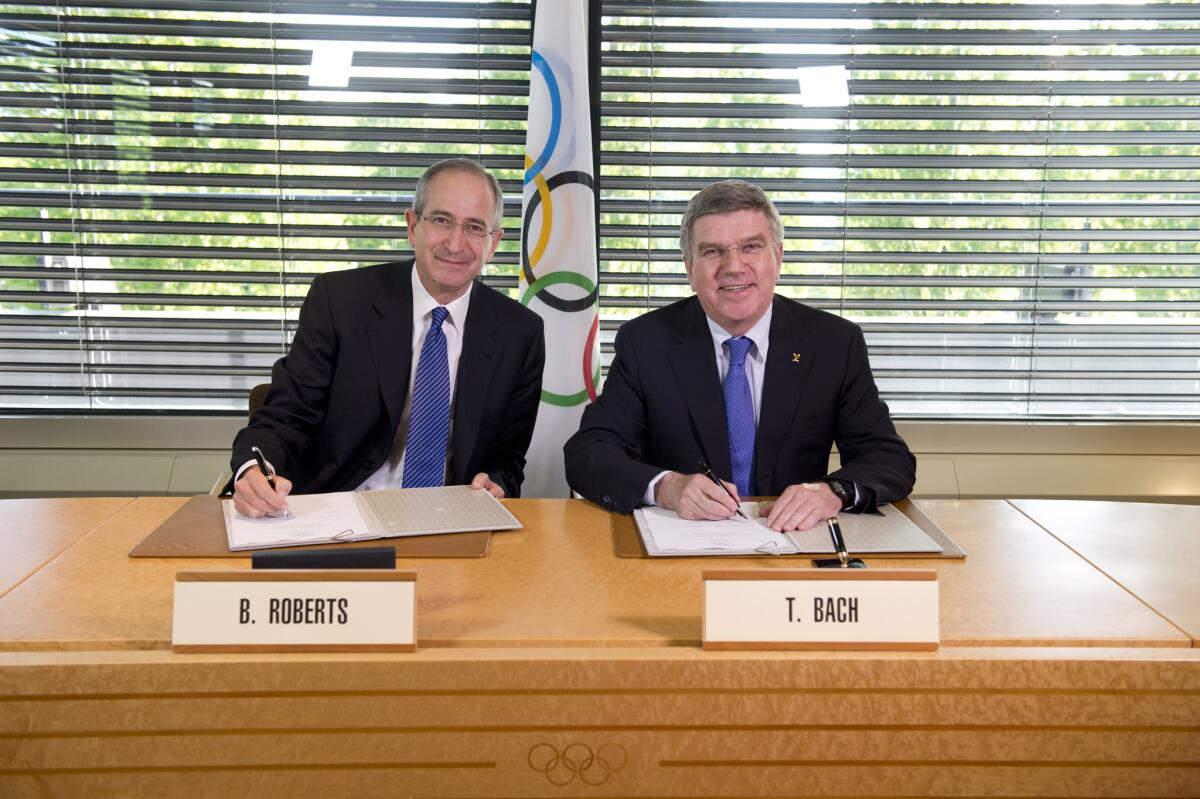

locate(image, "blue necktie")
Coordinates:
402 306 451 488
723 336 755 497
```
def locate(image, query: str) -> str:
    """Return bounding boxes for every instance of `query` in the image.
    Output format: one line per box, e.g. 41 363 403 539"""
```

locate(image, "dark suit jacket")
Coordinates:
564 295 914 514
230 260 545 498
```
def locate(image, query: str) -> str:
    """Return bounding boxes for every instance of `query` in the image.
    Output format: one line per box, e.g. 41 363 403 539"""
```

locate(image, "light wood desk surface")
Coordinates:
1012 498 1200 643
0 497 1190 650
0 497 1197 798
0 496 131 598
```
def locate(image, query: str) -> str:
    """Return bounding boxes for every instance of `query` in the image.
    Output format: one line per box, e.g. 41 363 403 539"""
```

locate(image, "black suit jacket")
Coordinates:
564 295 915 514
230 260 545 498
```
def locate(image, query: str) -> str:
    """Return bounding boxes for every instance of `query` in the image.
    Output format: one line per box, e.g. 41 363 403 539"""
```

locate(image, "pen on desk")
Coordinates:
826 517 850 567
697 461 749 520
251 446 292 519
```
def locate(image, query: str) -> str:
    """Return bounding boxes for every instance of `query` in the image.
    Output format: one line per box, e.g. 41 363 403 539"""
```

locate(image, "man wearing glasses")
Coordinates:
565 180 914 532
231 158 545 517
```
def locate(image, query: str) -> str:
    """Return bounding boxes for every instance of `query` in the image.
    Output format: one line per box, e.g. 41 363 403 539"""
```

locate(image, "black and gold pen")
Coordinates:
697 460 749 520
251 445 292 519
826 516 850 567
251 446 277 491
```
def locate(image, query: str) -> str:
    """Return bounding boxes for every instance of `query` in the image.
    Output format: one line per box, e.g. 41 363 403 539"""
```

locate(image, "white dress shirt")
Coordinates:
236 269 472 490
643 307 773 505
357 268 471 490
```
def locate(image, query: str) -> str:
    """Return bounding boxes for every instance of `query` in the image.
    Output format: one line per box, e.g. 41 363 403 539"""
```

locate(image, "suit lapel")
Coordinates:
451 281 502 480
755 297 815 493
367 262 414 430
665 301 732 479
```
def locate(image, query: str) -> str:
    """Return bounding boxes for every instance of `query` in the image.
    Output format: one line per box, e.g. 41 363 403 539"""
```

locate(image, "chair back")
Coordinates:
248 383 271 418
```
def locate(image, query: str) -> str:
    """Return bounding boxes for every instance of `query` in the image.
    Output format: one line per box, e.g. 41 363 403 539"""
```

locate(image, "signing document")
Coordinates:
223 485 521 552
635 503 942 557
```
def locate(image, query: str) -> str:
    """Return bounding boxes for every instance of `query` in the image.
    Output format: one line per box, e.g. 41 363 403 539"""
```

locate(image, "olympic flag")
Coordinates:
519 0 599 498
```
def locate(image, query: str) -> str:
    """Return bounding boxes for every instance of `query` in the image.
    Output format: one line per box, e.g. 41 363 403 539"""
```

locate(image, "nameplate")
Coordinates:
703 569 939 651
172 570 416 653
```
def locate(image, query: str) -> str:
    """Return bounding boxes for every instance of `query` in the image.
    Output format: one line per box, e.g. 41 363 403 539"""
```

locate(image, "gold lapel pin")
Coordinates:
792 353 801 363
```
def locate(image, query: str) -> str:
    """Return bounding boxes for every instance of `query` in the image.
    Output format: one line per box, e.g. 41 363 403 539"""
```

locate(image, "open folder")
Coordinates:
224 485 521 551
634 502 945 557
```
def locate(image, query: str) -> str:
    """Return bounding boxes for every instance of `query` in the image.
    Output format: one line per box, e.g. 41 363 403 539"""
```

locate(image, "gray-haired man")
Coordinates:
231 158 545 517
565 179 914 531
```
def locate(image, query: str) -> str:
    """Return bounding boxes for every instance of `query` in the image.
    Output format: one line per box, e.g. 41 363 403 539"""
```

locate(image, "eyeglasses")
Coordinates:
415 213 498 241
694 240 777 265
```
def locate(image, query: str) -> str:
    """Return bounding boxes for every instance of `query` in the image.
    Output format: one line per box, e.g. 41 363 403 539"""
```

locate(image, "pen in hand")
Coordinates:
251 446 292 520
697 461 750 520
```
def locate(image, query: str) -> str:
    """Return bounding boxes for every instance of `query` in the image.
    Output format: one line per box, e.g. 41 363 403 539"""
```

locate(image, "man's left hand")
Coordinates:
470 472 505 498
760 482 841 532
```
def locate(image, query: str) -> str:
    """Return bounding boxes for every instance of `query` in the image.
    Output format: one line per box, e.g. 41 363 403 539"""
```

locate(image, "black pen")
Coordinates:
826 517 850 567
251 446 277 491
697 460 749 520
251 446 292 519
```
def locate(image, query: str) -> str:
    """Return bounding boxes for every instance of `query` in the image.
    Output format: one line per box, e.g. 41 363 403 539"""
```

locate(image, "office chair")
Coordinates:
247 382 271 418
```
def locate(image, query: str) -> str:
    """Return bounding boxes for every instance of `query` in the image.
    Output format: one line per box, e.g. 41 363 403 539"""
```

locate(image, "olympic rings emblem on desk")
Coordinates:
527 742 628 786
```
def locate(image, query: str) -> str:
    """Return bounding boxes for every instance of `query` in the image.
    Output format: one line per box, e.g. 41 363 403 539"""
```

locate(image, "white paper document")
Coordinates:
635 505 789 554
223 485 521 552
634 502 943 557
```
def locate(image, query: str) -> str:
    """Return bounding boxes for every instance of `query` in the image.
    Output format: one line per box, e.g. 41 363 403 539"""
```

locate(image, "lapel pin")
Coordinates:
792 353 801 363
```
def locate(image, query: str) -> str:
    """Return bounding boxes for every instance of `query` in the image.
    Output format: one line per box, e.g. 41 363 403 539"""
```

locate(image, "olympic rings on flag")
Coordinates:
521 48 599 408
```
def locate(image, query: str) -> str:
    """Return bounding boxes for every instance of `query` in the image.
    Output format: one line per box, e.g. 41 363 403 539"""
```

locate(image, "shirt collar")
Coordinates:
705 303 773 362
411 267 472 331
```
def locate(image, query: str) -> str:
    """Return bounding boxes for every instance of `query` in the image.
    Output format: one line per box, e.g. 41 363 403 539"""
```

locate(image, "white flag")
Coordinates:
519 0 598 498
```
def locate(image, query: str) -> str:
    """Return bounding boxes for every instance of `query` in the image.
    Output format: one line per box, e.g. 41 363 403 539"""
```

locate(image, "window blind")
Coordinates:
3 0 1197 419
599 0 1200 418
0 0 531 411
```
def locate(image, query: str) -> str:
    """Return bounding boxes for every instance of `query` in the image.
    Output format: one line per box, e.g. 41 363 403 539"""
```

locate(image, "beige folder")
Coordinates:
130 495 492 558
611 498 965 559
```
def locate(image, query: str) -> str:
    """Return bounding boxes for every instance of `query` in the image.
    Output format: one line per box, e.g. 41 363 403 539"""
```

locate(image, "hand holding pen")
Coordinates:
652 464 747 521
231 446 293 519
697 461 749 520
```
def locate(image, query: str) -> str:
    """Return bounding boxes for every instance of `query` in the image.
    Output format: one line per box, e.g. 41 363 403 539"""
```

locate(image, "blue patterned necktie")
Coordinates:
402 306 451 488
723 336 756 497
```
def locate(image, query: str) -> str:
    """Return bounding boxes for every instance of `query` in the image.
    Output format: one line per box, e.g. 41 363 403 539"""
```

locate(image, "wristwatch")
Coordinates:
822 478 854 511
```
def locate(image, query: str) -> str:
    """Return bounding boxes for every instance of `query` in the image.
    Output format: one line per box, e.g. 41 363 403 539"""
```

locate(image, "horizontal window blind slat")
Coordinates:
0 315 297 331
600 153 1200 169
602 67 1200 93
1 14 531 44
603 2 1200 21
601 101 1200 119
18 1 529 18
0 167 533 190
0 118 529 143
0 244 524 264
603 25 1200 46
0 145 530 167
600 128 1200 146
2 95 530 117
0 71 529 95
598 224 1200 242
600 199 1200 216
0 187 527 214
858 107 1200 121
599 177 1200 193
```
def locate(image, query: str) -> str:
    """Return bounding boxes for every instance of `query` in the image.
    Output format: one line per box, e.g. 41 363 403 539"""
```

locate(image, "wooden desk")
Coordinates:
0 497 131 598
1012 499 1200 644
0 497 1197 797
